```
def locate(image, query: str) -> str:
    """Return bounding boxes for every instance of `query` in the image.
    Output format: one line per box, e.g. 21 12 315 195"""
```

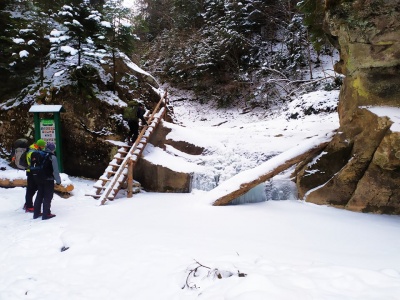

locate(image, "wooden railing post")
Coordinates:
127 158 133 198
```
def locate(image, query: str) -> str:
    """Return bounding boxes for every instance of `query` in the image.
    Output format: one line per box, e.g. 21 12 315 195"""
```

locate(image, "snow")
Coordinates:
286 90 339 119
143 144 206 173
120 52 156 79
60 45 78 55
19 50 29 58
1 87 400 299
101 20 111 28
363 106 400 132
95 91 126 107
12 38 24 44
72 19 82 27
29 105 64 113
123 0 137 8
50 29 65 37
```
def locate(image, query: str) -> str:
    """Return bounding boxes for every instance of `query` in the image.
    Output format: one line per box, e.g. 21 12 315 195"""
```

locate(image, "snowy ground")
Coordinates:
1 89 400 299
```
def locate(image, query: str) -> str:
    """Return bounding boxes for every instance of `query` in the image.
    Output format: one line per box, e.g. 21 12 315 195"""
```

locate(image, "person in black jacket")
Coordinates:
33 142 61 220
24 139 46 213
123 101 148 145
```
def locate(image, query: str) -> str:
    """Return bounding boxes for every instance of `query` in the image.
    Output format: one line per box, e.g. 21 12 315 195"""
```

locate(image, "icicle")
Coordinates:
265 179 297 200
191 172 218 191
230 184 267 205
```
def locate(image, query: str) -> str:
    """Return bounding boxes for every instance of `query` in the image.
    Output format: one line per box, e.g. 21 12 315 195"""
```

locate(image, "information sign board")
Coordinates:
40 119 56 145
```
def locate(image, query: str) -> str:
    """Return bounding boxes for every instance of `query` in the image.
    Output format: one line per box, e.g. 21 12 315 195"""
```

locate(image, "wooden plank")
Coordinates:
211 140 329 206
85 194 114 199
85 193 101 198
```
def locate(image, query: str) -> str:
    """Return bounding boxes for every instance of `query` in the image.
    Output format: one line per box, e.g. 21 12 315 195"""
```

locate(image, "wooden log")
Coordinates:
0 177 74 193
56 183 74 193
210 139 330 206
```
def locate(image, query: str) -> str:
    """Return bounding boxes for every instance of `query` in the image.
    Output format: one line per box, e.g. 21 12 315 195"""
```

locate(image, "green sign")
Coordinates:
30 105 65 172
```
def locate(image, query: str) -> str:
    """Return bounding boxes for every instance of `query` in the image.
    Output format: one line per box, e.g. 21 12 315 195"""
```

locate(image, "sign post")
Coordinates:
29 105 65 172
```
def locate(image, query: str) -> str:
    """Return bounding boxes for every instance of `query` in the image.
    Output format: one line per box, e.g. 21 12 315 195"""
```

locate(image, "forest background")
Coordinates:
0 0 340 110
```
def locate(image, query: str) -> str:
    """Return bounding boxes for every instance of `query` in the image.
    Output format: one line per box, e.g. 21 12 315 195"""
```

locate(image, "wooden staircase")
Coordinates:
87 92 168 205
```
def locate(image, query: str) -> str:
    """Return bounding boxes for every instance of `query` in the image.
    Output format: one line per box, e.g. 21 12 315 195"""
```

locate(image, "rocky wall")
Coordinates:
296 0 400 213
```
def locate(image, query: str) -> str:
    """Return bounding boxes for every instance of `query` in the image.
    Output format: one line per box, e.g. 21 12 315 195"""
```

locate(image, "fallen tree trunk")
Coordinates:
208 135 331 206
0 177 74 193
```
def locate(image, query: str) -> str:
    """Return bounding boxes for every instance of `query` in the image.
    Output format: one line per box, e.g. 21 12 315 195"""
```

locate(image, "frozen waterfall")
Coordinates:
191 171 298 205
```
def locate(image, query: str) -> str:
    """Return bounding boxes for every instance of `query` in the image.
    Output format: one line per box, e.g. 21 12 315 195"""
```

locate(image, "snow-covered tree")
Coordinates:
0 0 53 96
56 0 101 66
171 0 203 30
101 0 137 93
135 0 173 41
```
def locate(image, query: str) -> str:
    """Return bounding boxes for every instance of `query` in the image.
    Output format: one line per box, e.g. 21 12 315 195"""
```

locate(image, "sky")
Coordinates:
1 80 400 299
123 0 136 8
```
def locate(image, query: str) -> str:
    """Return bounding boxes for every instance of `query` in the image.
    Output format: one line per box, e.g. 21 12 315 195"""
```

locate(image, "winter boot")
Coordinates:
33 213 43 219
42 213 56 220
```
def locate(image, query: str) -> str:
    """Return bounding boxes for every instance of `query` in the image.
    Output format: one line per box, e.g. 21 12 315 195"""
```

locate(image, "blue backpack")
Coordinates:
30 150 52 184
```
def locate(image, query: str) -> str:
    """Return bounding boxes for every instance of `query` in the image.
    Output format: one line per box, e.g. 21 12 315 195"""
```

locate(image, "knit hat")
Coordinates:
46 142 56 152
36 139 46 148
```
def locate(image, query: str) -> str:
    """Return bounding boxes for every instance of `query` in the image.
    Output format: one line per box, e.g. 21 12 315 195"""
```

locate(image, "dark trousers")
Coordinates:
34 180 54 216
128 119 139 143
25 172 38 208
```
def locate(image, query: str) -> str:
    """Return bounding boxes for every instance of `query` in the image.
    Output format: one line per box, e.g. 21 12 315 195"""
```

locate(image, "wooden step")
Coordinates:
86 193 115 200
117 149 129 154
85 193 101 198
91 185 122 191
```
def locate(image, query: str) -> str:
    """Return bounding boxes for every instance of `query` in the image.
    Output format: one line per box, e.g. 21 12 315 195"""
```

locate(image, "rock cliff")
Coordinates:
296 0 400 213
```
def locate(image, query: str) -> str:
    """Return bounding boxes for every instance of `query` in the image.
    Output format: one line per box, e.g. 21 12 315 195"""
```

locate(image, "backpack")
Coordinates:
30 150 53 184
123 101 139 121
12 138 29 170
17 148 29 170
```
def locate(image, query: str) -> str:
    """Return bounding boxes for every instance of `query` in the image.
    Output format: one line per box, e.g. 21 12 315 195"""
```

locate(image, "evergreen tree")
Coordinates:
28 6 53 86
0 9 18 98
0 0 52 97
102 0 137 93
56 0 101 66
171 0 203 30
298 0 330 51
135 0 173 41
